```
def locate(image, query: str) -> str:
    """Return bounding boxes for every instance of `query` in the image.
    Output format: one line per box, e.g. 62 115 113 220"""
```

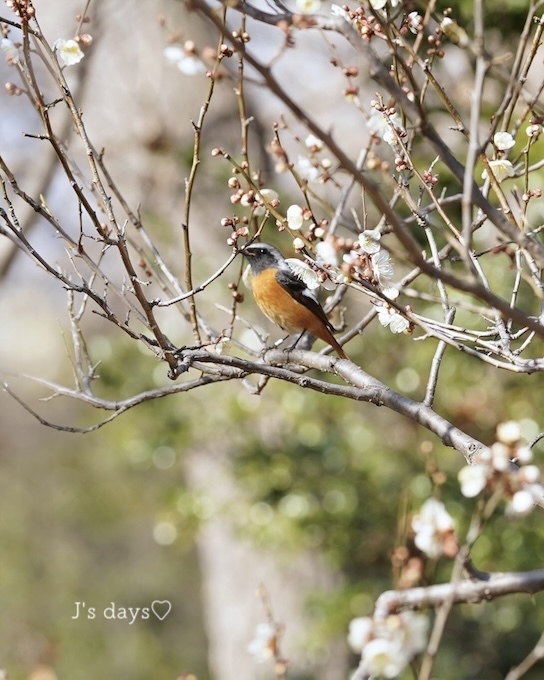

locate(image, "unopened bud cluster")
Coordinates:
5 0 34 21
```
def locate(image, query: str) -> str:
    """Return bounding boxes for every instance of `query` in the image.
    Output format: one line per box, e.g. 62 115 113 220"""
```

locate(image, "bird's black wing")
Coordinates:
275 268 335 331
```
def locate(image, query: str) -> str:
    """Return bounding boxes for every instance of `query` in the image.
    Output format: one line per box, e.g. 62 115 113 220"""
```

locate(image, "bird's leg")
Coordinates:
289 330 315 352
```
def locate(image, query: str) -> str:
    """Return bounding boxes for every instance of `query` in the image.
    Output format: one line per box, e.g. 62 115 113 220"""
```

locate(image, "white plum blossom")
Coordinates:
285 258 320 290
331 3 352 22
348 617 373 653
54 39 84 66
295 156 320 183
296 0 321 13
519 465 540 484
458 422 540 513
389 312 410 334
371 250 394 285
378 306 393 328
292 237 305 251
315 239 339 267
248 622 277 662
361 638 405 678
369 0 399 9
407 11 423 33
213 338 231 355
458 464 488 498
286 204 304 230
378 307 409 334
489 442 511 471
305 134 324 151
493 132 515 151
253 189 279 216
516 446 533 464
164 45 205 75
508 487 541 516
359 229 382 254
482 159 515 182
496 420 522 445
367 109 404 145
382 286 400 300
526 124 542 138
394 612 429 657
350 611 429 680
1 38 21 65
411 498 455 559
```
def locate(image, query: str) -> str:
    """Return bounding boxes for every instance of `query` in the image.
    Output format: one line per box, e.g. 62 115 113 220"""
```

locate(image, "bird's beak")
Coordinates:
240 245 254 257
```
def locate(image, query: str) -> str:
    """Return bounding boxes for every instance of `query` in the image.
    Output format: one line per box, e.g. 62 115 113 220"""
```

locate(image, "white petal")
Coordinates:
496 420 521 445
315 240 339 266
55 39 84 66
481 160 515 182
359 229 382 254
493 132 515 151
164 45 185 63
347 617 373 653
285 258 320 289
458 464 488 497
389 312 410 334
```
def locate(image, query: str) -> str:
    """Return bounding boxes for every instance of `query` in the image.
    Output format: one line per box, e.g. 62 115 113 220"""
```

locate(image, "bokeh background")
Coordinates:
1 1 544 679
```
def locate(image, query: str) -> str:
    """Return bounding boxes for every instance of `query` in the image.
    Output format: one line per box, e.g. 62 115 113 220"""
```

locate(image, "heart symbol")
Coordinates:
151 600 172 621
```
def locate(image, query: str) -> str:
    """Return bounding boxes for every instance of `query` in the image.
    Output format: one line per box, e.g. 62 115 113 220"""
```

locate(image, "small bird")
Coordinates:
242 242 349 360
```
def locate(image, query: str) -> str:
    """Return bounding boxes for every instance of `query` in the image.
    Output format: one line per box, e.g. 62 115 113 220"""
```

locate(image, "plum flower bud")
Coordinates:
518 465 540 484
440 17 469 47
490 442 511 471
78 34 93 47
515 446 533 464
286 204 304 230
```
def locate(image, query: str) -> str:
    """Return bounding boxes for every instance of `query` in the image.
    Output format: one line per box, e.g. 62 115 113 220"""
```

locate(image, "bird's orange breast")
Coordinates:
250 268 318 334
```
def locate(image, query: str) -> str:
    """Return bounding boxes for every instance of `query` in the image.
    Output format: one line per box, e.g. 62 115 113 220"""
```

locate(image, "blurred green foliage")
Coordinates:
1 1 544 679
2 285 543 678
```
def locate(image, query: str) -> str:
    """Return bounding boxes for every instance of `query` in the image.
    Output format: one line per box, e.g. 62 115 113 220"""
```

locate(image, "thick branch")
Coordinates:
374 568 544 620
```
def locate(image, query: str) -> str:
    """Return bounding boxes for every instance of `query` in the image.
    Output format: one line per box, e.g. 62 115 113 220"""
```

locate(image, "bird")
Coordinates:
241 242 349 360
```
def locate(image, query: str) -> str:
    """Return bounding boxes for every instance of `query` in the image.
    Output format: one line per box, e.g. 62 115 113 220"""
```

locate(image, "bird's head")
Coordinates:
241 242 285 274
